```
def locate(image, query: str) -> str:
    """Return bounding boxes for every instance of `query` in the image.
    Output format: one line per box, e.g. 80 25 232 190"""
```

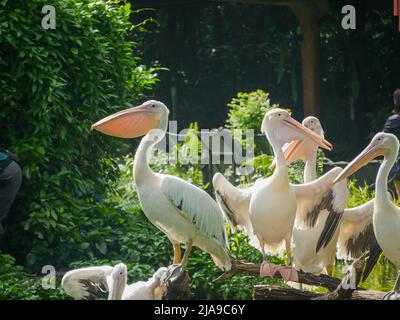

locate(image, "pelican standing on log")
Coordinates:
333 132 400 299
92 100 231 274
280 116 348 275
249 109 333 280
282 117 380 279
62 263 168 300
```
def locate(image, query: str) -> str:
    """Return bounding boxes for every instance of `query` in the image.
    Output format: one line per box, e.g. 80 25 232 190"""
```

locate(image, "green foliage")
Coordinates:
0 0 159 268
226 90 278 132
346 180 375 208
0 253 67 300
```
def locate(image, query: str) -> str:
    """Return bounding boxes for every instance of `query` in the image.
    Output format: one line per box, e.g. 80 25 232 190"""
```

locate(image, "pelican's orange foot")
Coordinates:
277 266 299 282
260 262 279 278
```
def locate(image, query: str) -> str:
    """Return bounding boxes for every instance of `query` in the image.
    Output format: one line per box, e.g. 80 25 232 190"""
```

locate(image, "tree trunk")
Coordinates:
290 3 325 117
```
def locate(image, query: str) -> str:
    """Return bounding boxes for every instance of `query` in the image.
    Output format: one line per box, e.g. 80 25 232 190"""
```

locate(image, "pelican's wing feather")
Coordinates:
337 199 376 259
337 199 382 281
161 175 227 248
61 266 112 300
292 167 349 251
212 172 253 235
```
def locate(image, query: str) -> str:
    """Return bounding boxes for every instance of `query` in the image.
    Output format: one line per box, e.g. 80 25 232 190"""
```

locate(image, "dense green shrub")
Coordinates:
0 253 67 299
0 0 159 269
226 90 278 132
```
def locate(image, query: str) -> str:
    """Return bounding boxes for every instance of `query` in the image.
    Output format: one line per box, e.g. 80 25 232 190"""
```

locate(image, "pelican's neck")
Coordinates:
133 130 165 185
108 279 126 300
266 127 288 183
375 148 397 204
304 149 317 183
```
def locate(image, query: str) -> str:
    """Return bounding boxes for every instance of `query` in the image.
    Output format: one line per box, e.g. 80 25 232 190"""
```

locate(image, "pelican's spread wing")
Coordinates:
161 175 227 248
292 167 349 251
212 172 253 234
61 266 113 300
337 199 382 281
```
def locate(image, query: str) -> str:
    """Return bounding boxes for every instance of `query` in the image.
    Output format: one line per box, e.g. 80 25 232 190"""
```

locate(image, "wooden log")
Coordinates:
314 258 364 300
216 259 342 291
253 285 320 300
253 258 387 300
253 286 385 300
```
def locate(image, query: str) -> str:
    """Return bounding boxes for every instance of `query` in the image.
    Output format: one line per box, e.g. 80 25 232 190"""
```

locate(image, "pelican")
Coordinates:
333 132 400 299
92 100 231 273
248 109 334 280
282 117 379 278
62 263 168 300
279 116 348 275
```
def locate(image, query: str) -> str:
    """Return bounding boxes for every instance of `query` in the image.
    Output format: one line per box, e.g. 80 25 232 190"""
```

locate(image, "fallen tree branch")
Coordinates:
216 259 343 291
253 286 385 300
253 258 386 300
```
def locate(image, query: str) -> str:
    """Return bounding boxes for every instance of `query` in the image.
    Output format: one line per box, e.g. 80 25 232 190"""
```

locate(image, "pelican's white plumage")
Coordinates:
333 132 400 298
292 166 348 274
214 110 335 278
284 117 382 276
62 263 168 300
62 265 112 300
248 109 333 277
160 175 229 269
92 100 231 271
280 117 349 274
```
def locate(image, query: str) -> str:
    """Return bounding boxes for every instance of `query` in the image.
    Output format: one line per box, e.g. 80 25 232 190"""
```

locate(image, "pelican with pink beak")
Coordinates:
248 109 333 281
278 117 348 275
281 117 380 280
333 132 400 299
92 100 231 275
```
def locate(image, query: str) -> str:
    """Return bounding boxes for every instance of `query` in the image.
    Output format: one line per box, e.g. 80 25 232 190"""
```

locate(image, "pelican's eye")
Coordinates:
151 104 156 109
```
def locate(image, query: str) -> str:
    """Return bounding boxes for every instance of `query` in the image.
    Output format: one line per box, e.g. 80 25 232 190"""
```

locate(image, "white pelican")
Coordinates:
92 100 231 273
279 116 348 275
62 263 168 300
248 109 334 280
334 132 400 299
282 117 380 278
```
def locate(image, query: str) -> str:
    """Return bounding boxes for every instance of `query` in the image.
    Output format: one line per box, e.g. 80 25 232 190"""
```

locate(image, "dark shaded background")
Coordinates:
131 0 400 161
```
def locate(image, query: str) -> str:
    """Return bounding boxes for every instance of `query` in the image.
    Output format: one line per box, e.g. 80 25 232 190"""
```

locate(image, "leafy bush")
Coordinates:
0 253 67 300
226 90 278 132
0 0 159 269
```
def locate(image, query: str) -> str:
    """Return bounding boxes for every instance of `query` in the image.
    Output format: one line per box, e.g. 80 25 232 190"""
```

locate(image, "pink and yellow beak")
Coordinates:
269 117 331 171
283 117 333 152
269 140 303 170
91 104 158 138
333 142 386 183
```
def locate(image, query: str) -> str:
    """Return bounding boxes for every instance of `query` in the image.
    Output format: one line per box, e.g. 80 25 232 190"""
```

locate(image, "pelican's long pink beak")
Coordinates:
269 140 303 170
284 117 333 151
333 143 385 183
91 104 158 138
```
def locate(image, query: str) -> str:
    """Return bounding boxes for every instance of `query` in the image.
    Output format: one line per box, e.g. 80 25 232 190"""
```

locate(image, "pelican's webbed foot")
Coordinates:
260 261 279 278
